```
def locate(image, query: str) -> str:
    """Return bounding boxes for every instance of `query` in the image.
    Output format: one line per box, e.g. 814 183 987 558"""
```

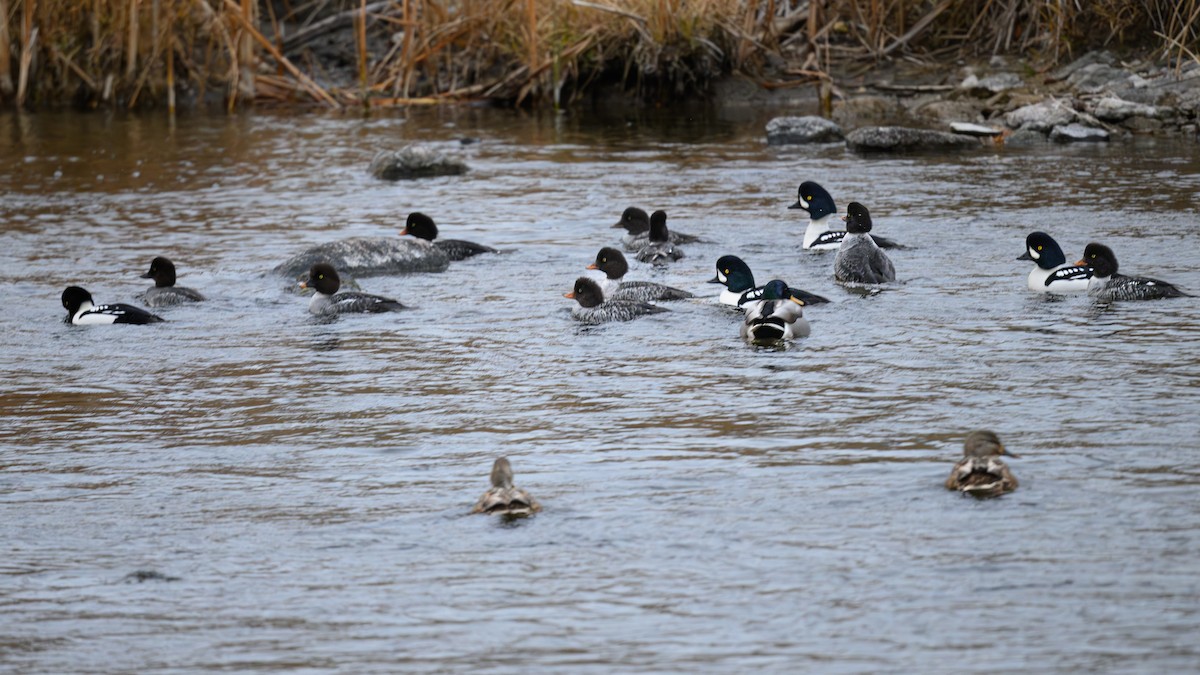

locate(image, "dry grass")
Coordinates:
0 0 1197 108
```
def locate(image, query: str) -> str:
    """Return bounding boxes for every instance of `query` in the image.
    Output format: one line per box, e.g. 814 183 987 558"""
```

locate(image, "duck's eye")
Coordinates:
723 268 730 275
600 257 606 263
318 274 324 279
805 195 812 201
1036 245 1042 251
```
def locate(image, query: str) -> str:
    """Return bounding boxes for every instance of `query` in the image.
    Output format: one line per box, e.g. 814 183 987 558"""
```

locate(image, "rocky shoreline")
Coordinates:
761 51 1200 149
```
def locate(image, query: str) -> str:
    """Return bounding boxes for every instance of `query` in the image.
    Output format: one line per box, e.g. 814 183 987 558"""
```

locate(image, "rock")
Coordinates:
369 145 468 180
273 237 450 278
1049 123 1109 142
1122 116 1164 133
1003 129 1049 146
1067 63 1136 93
1005 99 1077 131
845 126 980 152
1091 96 1165 121
913 100 984 124
960 72 1022 94
765 116 844 144
1050 51 1117 81
950 122 1004 137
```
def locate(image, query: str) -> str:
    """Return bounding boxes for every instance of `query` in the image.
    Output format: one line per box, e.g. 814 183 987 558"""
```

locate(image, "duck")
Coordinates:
634 210 685 265
945 429 1018 498
62 286 164 325
740 280 810 342
272 227 450 279
614 206 700 249
834 202 896 284
587 247 693 302
400 211 498 261
788 181 903 250
472 457 541 516
136 256 206 307
1017 232 1092 293
564 276 668 324
1077 243 1189 301
708 255 831 307
298 263 406 315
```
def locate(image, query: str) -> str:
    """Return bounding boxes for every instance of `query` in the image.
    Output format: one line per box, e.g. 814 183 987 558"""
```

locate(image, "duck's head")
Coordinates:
1016 232 1070 270
788 181 837 220
299 262 341 295
489 457 515 489
648 210 670 243
842 202 873 234
1078 243 1117 277
587 247 628 281
401 212 438 241
139 256 177 288
564 276 605 308
963 429 1018 458
761 279 805 305
612 207 650 234
61 286 93 317
710 255 755 292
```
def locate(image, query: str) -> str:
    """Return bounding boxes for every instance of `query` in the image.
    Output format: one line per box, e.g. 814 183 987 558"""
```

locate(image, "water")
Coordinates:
2 107 1199 672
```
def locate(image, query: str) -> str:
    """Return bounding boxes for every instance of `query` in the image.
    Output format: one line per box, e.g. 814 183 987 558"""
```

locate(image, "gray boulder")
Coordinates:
1049 123 1109 142
765 116 844 145
845 126 980 152
369 145 468 180
273 237 451 279
1091 96 1166 121
960 72 1022 94
1004 99 1077 131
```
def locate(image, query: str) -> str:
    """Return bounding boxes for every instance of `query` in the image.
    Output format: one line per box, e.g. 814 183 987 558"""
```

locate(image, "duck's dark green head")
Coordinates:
710 255 755 292
789 181 836 220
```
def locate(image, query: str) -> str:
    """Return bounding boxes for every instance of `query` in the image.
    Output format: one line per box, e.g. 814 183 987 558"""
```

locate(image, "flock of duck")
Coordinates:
58 180 1190 514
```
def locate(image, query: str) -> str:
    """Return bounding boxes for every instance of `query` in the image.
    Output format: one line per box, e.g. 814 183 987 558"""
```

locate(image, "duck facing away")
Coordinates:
137 256 207 307
588 247 693 303
709 255 831 307
614 206 700 249
401 211 498 261
635 210 685 265
472 457 541 516
62 286 164 325
789 181 903 250
740 280 811 342
1078 243 1189 301
834 202 896 285
1017 232 1091 294
299 263 406 316
945 430 1018 498
565 276 668 325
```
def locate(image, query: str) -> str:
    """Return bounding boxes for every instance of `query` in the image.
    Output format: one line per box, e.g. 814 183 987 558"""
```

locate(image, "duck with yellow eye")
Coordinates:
709 255 830 308
833 202 896 285
472 457 541 516
945 430 1018 498
563 276 668 325
788 181 903 250
298 263 406 316
1017 231 1092 293
1076 243 1190 302
740 280 810 343
586 247 692 303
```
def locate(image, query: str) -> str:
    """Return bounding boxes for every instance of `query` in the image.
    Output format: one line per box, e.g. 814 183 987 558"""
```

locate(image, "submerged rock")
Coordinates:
1049 123 1110 142
273 237 450 279
765 116 844 144
369 145 468 180
845 126 979 152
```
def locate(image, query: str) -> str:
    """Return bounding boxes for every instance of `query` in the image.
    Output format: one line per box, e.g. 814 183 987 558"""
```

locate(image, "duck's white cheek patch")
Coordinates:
1029 248 1040 260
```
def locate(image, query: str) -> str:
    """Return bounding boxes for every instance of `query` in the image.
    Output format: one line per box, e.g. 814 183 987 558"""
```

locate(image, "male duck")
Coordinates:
788 181 903 250
137 256 206 307
1017 232 1091 293
1078 243 1189 301
299 263 406 316
709 255 830 307
587 247 693 302
740 280 811 342
62 286 164 325
472 457 541 516
401 212 498 261
565 276 668 324
833 202 896 284
945 430 1018 498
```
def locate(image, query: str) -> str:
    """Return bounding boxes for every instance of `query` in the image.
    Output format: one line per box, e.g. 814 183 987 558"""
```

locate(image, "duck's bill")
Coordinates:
789 296 806 306
586 263 599 270
1016 251 1033 261
298 281 308 289
1004 449 1021 458
707 275 723 284
563 291 575 299
787 199 808 211
139 271 153 279
1074 258 1086 266
399 228 409 236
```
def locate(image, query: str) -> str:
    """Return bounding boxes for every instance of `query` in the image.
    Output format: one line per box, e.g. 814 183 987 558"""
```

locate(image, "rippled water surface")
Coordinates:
2 107 1199 672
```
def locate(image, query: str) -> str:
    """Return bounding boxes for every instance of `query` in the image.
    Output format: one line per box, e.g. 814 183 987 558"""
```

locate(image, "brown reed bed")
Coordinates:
0 0 1197 110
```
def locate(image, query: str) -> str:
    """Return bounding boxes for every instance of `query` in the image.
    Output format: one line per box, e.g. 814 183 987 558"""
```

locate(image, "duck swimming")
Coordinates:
709 255 831 307
634 210 685 265
614 206 700 250
137 256 206 307
299 263 406 316
788 181 903 250
945 430 1018 498
1017 232 1092 294
1077 243 1189 301
565 276 668 324
587 247 693 302
401 211 498 261
472 457 541 516
62 286 164 325
740 280 810 342
833 202 896 285
273 226 450 279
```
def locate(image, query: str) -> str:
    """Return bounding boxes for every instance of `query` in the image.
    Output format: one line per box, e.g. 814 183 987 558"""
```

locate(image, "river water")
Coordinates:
1 107 1199 672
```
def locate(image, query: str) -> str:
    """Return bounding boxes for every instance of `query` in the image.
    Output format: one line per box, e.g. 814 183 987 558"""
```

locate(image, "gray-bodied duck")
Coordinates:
564 276 668 324
1078 243 1189 301
834 202 896 285
137 256 207 307
401 211 498 261
588 247 693 303
299 263 405 316
740 279 811 342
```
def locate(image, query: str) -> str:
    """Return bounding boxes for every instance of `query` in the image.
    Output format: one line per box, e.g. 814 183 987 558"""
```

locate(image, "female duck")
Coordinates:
635 210 685 265
1078 243 1189 301
299 263 405 316
587 247 692 302
1017 232 1091 293
472 457 541 516
564 276 668 325
740 280 810 342
614 206 699 249
834 202 896 285
945 430 1018 498
709 255 830 307
401 212 497 261
62 286 164 325
137 256 206 307
788 181 902 250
